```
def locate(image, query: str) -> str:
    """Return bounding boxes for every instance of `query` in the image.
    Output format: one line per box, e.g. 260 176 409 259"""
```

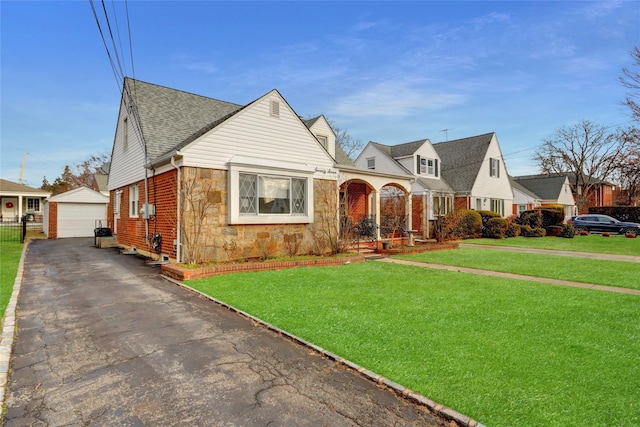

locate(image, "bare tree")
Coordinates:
620 46 640 123
534 120 627 213
310 179 347 254
42 153 109 193
615 127 640 206
327 119 365 160
180 168 218 264
379 185 407 248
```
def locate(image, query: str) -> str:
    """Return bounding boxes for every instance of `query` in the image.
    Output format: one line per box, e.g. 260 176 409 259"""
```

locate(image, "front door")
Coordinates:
2 198 19 221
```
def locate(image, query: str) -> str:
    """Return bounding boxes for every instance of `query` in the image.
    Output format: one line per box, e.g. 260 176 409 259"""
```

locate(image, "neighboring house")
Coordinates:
511 174 576 219
106 78 411 262
91 162 110 196
0 179 50 222
355 139 454 238
432 133 513 217
509 176 541 215
43 186 109 238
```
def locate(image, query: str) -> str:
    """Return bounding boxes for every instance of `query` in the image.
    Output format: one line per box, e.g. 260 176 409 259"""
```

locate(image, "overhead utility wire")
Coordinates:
100 0 126 83
89 0 122 90
89 0 145 153
109 0 128 78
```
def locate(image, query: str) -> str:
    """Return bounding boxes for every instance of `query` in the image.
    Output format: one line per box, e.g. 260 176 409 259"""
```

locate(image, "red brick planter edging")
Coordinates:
162 253 367 281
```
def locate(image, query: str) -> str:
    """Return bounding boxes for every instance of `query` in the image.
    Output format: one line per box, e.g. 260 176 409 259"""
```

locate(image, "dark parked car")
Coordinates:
567 214 640 235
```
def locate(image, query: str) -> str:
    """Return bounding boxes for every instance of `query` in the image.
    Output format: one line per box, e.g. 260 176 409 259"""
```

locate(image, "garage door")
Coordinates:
57 203 107 238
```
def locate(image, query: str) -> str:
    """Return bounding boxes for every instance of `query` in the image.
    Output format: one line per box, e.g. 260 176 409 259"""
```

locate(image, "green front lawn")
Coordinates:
396 247 640 290
189 262 640 427
0 242 22 319
464 234 640 256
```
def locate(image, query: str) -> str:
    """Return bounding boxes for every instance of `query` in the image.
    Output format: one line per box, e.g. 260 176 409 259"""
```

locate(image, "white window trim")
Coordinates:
228 157 315 225
490 158 500 178
129 184 139 218
27 197 41 212
367 158 375 170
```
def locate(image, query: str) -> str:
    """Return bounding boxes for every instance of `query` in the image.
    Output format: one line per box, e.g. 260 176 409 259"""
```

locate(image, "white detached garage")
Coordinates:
44 187 109 238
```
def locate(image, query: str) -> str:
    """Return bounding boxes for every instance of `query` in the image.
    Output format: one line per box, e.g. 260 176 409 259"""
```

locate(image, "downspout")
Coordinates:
170 155 181 263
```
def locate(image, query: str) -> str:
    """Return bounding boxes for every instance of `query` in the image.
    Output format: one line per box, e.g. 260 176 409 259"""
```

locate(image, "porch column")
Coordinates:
18 195 23 219
405 195 412 230
372 190 380 240
423 192 429 239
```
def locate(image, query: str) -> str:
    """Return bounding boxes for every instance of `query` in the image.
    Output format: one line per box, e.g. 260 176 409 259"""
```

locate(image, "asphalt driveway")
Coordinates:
4 238 451 426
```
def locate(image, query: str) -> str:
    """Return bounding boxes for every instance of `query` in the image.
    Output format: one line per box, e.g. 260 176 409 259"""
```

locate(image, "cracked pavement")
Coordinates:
5 238 449 426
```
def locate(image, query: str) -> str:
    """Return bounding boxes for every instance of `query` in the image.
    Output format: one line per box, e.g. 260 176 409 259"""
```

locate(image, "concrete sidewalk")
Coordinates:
378 246 640 296
459 243 640 263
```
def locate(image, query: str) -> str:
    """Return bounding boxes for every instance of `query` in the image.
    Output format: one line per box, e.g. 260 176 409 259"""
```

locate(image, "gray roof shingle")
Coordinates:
433 133 495 193
123 78 244 162
512 174 569 200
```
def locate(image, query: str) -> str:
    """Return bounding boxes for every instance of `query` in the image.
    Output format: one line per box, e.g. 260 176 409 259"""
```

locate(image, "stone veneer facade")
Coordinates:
111 167 338 264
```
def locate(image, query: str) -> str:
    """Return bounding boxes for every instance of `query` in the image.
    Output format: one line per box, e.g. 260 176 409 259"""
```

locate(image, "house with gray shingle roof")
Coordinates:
355 132 513 238
106 78 412 262
433 132 513 216
355 138 454 238
511 174 576 219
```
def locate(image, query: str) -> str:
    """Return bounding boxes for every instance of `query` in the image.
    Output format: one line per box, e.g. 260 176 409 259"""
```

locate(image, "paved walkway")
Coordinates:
3 238 462 427
378 244 640 296
459 243 640 263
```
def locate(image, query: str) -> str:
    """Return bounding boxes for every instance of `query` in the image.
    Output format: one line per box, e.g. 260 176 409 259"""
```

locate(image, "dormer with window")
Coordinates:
417 155 438 177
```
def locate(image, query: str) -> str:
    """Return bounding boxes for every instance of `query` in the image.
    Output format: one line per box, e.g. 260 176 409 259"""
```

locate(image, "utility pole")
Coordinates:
19 152 27 184
439 129 453 141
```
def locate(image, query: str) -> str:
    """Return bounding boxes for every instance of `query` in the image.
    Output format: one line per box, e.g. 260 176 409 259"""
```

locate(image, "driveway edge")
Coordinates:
161 274 486 427
0 241 28 416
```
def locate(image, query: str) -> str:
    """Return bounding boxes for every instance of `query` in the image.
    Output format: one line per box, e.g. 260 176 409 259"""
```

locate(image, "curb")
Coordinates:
0 241 28 415
161 274 485 427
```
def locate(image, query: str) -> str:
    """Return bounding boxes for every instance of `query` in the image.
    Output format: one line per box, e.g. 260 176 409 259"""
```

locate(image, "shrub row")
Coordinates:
437 207 574 240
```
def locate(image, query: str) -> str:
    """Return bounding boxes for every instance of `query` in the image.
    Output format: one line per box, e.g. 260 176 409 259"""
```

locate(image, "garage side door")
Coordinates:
57 203 107 238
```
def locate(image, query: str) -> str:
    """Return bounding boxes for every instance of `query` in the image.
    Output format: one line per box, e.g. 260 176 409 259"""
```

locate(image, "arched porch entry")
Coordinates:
338 169 412 243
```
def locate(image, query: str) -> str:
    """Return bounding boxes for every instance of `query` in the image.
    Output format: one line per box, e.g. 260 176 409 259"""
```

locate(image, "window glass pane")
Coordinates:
427 159 434 175
367 158 375 169
291 179 305 214
259 176 290 214
239 174 257 214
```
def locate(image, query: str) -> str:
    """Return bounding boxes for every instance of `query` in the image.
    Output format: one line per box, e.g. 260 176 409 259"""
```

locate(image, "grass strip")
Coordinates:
189 262 640 427
0 242 23 319
464 235 640 256
395 247 640 290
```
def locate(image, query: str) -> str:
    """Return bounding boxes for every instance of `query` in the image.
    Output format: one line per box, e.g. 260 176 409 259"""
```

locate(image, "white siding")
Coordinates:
470 135 513 215
307 116 336 159
108 96 148 191
513 187 537 205
180 91 336 175
556 178 576 206
354 144 407 174
48 187 109 204
397 143 441 177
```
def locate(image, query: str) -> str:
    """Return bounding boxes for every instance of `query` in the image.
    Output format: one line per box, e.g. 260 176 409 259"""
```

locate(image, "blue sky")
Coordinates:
1 1 638 187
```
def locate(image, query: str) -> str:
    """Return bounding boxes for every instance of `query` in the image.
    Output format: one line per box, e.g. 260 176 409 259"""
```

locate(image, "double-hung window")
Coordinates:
418 156 438 177
27 198 40 212
129 184 139 217
490 158 500 177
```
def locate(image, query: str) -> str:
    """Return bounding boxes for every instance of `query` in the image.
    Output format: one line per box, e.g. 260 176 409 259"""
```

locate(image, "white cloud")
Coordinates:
333 78 466 117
